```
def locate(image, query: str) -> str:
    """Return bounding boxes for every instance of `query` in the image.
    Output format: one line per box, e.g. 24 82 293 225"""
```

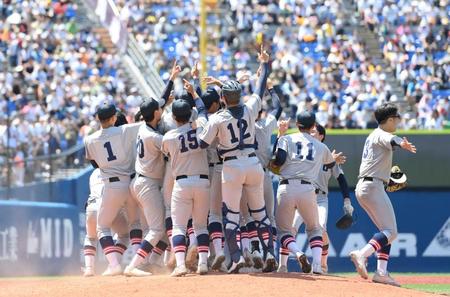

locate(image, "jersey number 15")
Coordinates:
179 130 199 153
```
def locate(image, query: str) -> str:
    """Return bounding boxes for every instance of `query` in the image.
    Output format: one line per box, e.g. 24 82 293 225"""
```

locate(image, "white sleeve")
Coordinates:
161 136 170 157
244 94 262 119
322 145 335 165
199 116 219 146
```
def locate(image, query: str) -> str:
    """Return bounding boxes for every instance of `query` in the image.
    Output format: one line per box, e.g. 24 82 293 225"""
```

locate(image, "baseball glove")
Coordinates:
268 158 281 175
386 165 407 192
335 213 354 230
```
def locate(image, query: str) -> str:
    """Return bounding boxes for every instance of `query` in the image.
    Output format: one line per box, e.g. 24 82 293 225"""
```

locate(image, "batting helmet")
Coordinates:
96 102 116 121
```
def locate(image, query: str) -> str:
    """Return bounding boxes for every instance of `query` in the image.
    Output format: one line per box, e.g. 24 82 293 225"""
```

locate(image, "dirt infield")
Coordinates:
394 276 450 285
0 273 443 297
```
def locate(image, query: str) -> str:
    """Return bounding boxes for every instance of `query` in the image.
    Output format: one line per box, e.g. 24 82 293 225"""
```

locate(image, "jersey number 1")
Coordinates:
104 141 117 162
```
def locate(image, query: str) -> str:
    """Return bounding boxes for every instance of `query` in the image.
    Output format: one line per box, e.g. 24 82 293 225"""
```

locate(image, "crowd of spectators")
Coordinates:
0 0 130 185
115 0 450 130
357 0 449 129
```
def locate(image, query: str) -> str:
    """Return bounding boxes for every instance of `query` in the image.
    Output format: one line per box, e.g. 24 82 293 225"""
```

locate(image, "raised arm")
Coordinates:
267 79 282 120
254 45 270 100
161 60 181 107
191 61 203 97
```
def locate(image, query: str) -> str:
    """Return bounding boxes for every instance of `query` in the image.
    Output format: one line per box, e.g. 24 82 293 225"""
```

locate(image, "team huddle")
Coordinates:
83 47 417 286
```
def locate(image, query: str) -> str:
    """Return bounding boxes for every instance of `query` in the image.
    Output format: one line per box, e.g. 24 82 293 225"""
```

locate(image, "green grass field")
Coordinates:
403 284 450 295
337 273 450 295
285 128 450 135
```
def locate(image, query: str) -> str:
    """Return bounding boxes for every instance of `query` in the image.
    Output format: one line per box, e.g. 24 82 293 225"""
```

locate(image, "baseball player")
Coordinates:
241 77 282 269
83 169 129 276
277 123 354 273
197 86 226 270
123 98 169 277
83 110 137 277
349 103 416 286
271 111 346 274
161 81 210 277
199 46 276 273
84 103 142 276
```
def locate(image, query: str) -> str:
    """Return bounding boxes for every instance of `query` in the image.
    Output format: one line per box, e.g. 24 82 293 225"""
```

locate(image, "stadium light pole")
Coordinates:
199 0 207 89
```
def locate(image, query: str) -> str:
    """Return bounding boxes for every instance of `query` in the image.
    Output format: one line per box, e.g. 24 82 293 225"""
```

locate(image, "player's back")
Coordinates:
279 132 333 183
209 107 257 158
255 114 277 167
135 124 165 179
85 124 140 178
162 124 208 178
358 128 396 183
315 163 343 194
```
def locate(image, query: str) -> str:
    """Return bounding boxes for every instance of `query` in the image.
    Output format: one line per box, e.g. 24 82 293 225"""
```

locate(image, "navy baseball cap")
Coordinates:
201 87 220 110
296 111 316 129
96 102 117 121
172 99 192 118
140 98 162 121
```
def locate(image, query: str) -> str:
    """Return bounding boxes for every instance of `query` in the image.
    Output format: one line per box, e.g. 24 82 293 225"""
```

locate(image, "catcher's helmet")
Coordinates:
221 80 242 105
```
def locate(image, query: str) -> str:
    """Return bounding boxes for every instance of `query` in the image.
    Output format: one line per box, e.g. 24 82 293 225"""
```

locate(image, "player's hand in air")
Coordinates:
191 61 199 79
277 118 290 137
400 137 417 153
203 76 223 87
258 45 270 63
183 79 196 97
169 60 182 81
238 73 250 84
332 150 347 165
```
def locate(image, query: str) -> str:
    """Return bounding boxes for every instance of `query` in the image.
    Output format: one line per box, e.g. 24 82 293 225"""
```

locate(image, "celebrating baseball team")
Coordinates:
83 45 417 287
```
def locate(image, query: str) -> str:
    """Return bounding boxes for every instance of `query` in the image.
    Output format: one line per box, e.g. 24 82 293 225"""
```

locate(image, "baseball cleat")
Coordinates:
277 265 288 273
321 264 328 274
250 250 263 269
102 265 122 276
349 250 368 279
297 253 312 273
262 253 277 273
171 264 188 277
312 263 323 275
219 263 228 273
227 256 246 274
83 267 94 277
124 266 152 277
211 253 226 271
243 249 253 267
372 270 401 287
167 250 177 270
197 263 208 275
186 245 198 270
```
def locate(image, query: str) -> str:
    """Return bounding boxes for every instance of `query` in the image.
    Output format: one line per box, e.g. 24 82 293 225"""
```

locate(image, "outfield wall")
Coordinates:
286 190 450 273
318 134 450 189
0 200 80 276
